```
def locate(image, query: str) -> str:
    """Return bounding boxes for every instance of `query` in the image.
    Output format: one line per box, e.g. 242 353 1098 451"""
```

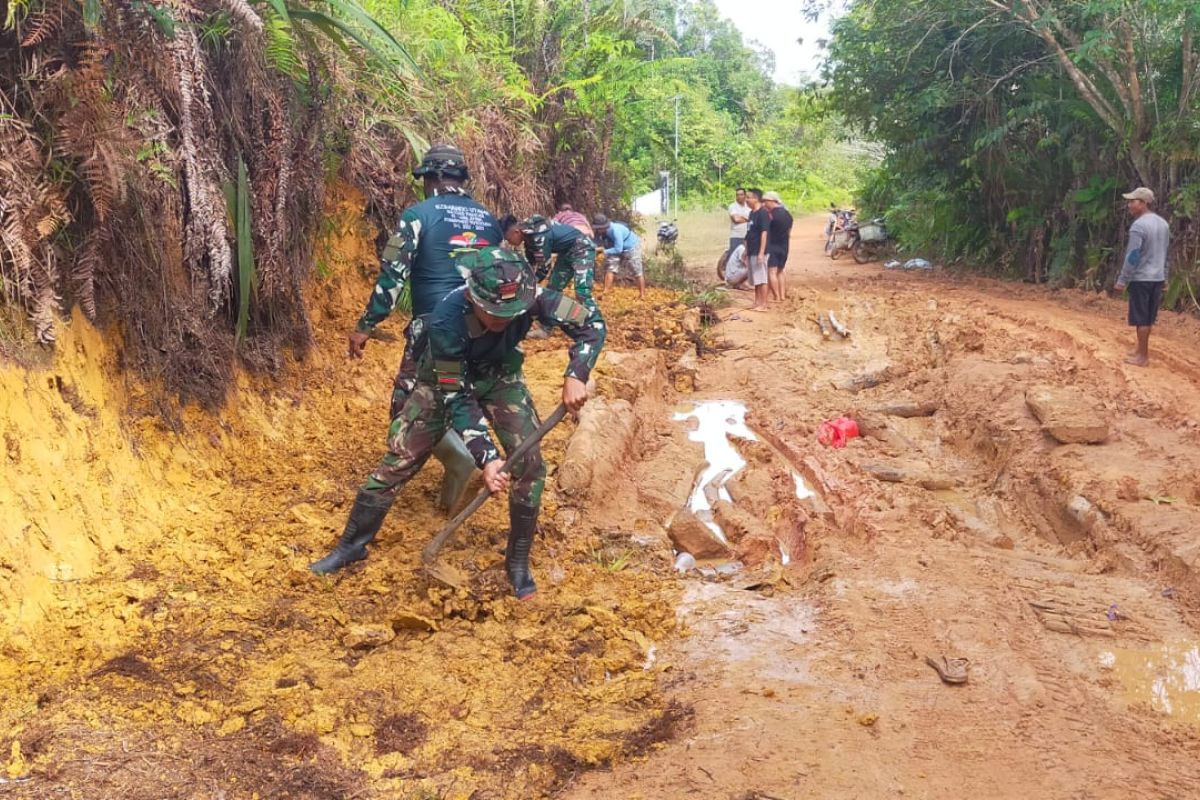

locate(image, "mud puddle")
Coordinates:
672 400 814 560
673 401 755 543
1100 642 1200 722
677 581 817 684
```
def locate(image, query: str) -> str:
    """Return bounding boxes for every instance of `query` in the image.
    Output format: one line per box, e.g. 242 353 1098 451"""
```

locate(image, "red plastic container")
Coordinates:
818 417 860 449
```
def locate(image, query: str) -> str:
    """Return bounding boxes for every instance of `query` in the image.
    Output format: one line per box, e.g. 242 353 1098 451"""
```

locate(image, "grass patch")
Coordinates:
643 248 688 291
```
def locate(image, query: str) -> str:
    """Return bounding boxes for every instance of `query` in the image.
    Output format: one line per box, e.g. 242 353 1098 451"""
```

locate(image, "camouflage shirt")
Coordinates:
524 221 594 281
418 286 606 467
357 189 502 329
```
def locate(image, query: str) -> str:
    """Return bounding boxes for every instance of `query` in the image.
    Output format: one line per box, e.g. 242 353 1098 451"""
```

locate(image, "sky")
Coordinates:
712 0 833 85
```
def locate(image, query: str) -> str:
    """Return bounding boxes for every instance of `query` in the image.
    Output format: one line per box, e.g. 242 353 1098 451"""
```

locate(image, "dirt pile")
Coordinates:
0 197 700 798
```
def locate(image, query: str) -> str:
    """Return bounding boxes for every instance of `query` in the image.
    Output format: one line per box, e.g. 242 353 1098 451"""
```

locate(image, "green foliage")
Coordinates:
828 0 1200 297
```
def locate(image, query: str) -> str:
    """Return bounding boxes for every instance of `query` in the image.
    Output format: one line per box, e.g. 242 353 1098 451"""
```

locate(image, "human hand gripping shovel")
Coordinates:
421 403 569 589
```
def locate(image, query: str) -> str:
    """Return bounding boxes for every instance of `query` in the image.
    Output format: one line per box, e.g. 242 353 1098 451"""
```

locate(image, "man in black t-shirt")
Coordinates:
742 188 771 311
764 191 793 301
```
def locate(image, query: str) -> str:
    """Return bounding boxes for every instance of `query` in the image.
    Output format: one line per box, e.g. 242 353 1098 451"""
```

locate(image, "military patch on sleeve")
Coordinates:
434 359 464 390
553 294 589 326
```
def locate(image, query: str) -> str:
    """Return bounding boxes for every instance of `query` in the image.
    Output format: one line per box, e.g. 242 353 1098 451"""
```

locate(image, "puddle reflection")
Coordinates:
672 401 755 542
1101 642 1200 721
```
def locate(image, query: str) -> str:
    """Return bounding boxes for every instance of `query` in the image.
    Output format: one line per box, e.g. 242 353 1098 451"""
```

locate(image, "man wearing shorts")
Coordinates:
1114 187 1169 367
763 191 793 301
742 188 770 311
592 214 646 299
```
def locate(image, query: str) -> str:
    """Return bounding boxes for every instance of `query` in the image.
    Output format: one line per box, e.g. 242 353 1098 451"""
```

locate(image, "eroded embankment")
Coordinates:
0 190 722 799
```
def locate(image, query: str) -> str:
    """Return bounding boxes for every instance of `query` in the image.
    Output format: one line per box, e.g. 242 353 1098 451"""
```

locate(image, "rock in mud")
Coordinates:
667 508 731 559
673 351 700 392
558 397 636 498
872 400 939 418
680 307 702 334
1025 387 1109 444
342 623 396 649
831 365 892 393
861 459 954 490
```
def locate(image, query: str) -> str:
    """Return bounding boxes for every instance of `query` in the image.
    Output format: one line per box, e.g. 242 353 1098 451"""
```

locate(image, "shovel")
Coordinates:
422 402 569 589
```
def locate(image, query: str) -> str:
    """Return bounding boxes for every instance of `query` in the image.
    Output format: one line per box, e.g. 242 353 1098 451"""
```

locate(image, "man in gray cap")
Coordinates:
1115 186 1169 367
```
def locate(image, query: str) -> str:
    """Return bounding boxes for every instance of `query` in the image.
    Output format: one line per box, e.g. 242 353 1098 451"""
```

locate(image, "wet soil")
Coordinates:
7 203 1200 798
563 215 1200 799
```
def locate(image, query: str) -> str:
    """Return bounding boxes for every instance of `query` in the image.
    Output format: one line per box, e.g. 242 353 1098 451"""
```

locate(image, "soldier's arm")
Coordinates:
525 233 551 282
535 290 606 383
429 326 502 468
357 213 421 332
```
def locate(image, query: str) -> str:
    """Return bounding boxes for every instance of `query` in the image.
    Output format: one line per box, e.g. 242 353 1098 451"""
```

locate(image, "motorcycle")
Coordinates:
849 218 890 263
824 207 856 257
656 220 679 254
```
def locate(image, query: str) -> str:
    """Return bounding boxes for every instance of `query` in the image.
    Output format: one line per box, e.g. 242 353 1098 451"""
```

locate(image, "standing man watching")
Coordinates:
1114 187 1169 367
346 143 500 512
742 188 770 312
592 214 646 299
728 188 750 254
763 191 793 301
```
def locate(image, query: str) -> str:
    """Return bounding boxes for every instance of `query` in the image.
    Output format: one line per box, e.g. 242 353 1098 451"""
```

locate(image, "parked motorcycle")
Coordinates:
824 207 856 257
656 220 679 254
845 218 890 263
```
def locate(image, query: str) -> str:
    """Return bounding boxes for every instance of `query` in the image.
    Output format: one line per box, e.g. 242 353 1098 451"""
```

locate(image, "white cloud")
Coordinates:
712 0 832 85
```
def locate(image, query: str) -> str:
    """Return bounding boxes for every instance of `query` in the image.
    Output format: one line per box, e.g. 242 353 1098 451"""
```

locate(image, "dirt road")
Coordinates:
5 206 1200 798
563 215 1200 799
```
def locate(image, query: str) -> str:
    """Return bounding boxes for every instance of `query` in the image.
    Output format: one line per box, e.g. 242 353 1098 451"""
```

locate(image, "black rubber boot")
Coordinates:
433 432 476 512
505 503 539 600
310 490 394 575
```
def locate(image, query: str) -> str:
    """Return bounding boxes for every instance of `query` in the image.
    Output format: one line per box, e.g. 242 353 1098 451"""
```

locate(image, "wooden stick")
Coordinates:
421 403 569 565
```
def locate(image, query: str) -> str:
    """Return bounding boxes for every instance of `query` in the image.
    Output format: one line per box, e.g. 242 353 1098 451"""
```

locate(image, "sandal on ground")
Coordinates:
924 655 970 685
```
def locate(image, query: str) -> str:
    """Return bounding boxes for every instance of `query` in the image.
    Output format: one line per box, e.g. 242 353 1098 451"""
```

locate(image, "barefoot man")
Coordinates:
1115 187 1169 367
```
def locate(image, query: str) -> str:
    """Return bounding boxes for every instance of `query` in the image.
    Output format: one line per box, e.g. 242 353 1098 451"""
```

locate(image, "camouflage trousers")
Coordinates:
387 317 425 421
546 238 598 315
363 373 546 508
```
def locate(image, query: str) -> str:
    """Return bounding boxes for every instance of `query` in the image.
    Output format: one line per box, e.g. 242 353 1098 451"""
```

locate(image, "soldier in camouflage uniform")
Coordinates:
499 214 600 316
346 143 502 513
310 247 605 599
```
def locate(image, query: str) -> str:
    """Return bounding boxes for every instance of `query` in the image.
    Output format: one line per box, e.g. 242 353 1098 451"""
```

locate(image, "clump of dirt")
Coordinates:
375 711 428 755
621 699 695 757
88 653 158 684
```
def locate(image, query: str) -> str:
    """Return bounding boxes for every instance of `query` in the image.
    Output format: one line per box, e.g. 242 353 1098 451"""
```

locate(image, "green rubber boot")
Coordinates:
433 432 476 512
505 503 539 600
310 490 394 575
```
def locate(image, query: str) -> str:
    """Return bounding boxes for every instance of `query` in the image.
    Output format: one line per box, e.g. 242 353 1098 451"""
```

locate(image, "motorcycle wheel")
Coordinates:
830 245 843 260
716 249 730 280
852 241 871 264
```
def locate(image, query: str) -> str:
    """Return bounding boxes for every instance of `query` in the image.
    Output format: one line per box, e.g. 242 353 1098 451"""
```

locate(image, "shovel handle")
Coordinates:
421 402 569 565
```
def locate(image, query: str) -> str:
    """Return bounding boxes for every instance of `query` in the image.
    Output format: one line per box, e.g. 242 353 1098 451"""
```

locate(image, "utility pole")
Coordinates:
673 94 680 218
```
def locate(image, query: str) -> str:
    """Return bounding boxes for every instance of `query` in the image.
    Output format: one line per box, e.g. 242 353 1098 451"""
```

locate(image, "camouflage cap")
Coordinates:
412 143 469 181
462 247 536 318
518 214 550 236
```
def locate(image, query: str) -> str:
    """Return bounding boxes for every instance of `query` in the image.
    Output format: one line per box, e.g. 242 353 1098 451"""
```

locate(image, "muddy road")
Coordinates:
5 205 1200 799
565 215 1200 799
